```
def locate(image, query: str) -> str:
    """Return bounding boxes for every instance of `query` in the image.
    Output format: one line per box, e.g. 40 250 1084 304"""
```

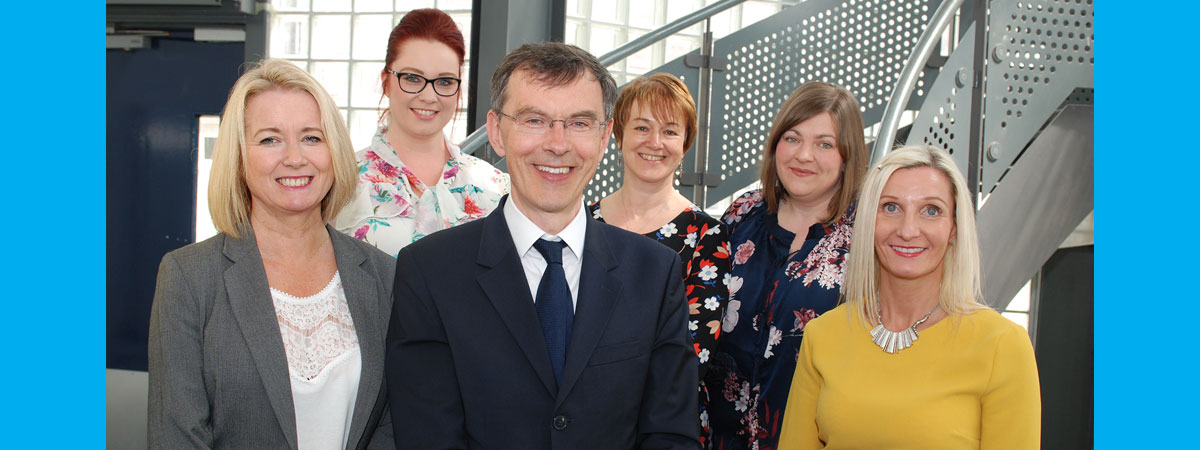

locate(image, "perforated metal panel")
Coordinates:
906 24 976 173
583 0 942 208
979 0 1094 192
703 0 940 207
898 0 1094 310
587 135 624 205
907 1 1092 194
1063 86 1093 106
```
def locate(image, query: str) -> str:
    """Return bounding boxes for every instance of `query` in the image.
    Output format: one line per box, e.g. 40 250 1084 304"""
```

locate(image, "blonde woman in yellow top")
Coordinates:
778 145 1041 449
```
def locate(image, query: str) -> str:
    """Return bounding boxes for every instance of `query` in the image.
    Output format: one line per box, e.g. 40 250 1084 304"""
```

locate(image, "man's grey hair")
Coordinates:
489 42 619 120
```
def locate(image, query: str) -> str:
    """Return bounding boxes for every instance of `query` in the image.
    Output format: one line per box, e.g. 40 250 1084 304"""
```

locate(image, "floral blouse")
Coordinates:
707 189 854 450
588 201 731 448
334 123 509 257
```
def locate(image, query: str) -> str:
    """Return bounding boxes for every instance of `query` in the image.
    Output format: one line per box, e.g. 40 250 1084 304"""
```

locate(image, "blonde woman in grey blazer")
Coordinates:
148 59 396 450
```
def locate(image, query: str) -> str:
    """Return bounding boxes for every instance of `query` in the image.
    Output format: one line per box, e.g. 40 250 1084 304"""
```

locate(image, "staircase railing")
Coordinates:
888 0 1094 309
455 0 1094 314
872 0 966 164
457 0 749 155
658 0 944 209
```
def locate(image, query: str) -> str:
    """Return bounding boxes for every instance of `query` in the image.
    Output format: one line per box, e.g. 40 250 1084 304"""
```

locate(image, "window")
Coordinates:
1001 279 1034 331
195 115 221 243
565 0 801 84
266 0 474 150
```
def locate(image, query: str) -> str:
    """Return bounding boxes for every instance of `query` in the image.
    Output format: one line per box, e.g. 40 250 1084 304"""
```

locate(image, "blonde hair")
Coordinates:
759 81 868 221
208 59 357 238
842 145 988 326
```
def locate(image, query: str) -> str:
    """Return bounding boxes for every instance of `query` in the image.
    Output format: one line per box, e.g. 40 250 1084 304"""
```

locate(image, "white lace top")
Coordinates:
271 272 361 450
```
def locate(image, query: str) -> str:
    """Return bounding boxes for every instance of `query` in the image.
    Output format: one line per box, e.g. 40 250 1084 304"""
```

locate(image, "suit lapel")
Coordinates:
330 227 383 450
556 217 621 406
222 231 299 450
476 202 558 396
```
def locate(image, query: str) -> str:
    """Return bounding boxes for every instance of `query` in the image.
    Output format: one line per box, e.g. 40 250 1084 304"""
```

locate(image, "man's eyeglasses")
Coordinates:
495 111 609 137
387 70 461 97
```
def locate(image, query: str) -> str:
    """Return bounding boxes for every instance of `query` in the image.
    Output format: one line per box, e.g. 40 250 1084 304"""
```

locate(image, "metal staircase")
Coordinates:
462 0 1094 312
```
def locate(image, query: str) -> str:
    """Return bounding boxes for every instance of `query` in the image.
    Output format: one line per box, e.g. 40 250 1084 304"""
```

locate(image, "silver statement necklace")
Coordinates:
870 304 939 354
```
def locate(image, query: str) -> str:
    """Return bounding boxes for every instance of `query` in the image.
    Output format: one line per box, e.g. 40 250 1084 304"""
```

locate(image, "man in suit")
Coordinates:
385 42 699 449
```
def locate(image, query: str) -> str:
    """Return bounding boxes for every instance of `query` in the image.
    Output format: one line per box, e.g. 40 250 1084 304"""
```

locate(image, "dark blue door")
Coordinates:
107 37 244 371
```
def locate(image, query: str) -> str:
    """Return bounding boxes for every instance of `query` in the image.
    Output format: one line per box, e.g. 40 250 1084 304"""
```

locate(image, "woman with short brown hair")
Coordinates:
588 72 731 447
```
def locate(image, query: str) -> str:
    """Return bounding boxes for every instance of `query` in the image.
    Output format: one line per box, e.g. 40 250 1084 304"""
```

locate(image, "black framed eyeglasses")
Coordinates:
387 70 461 97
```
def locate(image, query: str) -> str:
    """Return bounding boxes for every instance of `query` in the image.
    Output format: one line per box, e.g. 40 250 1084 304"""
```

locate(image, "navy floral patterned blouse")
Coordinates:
588 202 730 448
708 189 855 450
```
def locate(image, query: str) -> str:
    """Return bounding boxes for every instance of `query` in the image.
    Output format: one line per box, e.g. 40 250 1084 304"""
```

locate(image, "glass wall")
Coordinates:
565 0 801 84
266 0 474 150
265 0 808 146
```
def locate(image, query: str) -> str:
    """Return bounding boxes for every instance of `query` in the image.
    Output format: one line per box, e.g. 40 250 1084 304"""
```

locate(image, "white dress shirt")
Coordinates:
503 197 587 311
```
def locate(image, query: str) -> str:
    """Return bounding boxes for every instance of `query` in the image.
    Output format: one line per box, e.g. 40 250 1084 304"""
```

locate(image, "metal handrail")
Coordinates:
457 114 490 155
871 0 965 164
598 0 746 66
458 0 749 154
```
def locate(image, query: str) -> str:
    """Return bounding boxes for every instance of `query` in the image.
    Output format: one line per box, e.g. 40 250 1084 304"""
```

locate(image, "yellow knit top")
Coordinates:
777 303 1041 450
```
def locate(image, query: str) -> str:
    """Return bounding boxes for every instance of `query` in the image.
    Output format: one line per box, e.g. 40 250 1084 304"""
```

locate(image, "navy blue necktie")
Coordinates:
533 238 573 385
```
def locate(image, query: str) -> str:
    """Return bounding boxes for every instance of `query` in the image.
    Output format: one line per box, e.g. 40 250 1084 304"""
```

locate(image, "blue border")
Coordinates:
0 1 1138 448
1095 4 1190 449
0 1 104 448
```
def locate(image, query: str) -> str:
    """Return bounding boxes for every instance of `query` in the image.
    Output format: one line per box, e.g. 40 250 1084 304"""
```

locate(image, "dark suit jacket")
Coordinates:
386 199 700 450
148 225 397 450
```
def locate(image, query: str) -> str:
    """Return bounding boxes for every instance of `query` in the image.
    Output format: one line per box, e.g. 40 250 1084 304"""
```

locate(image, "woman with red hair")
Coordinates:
588 73 731 447
335 9 508 255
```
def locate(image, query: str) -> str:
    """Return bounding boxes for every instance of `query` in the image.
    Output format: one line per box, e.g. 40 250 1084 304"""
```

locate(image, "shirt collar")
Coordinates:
371 118 457 168
504 196 588 259
445 137 464 160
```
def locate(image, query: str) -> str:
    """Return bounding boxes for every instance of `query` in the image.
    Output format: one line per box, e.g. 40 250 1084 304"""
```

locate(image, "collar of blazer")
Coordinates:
476 197 625 405
220 225 386 450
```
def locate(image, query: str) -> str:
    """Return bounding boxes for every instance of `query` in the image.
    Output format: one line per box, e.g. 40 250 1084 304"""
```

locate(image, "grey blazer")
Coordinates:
148 225 396 450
